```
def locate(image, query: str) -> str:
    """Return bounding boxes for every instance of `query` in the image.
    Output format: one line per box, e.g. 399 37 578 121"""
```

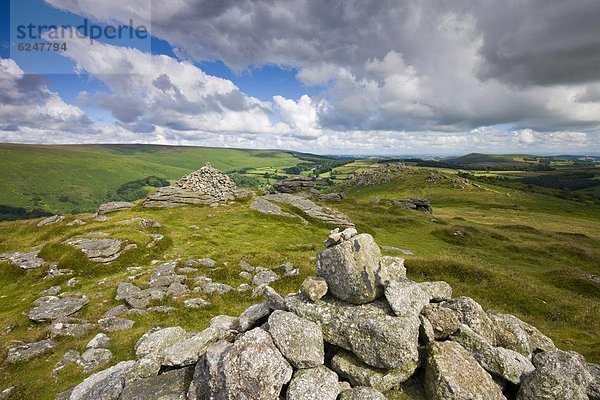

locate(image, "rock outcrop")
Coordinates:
0 250 45 270
371 197 432 213
63 230 598 400
273 175 315 193
97 201 135 215
143 163 248 208
64 238 125 263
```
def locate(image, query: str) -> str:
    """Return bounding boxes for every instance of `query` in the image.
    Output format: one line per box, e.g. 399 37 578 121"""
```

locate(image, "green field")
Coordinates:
0 155 599 399
0 144 303 215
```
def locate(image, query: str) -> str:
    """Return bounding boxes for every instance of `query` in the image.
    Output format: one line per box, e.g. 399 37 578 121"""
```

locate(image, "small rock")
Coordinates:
184 298 210 308
200 282 233 294
49 319 95 338
166 282 189 297
66 278 79 287
178 267 197 274
104 305 128 318
239 271 252 280
442 296 497 345
421 303 460 340
139 219 161 228
199 258 217 268
252 270 280 286
97 201 134 214
260 285 286 310
29 295 89 322
78 348 113 373
237 284 251 292
98 317 135 332
0 387 16 400
87 333 110 349
300 276 328 302
37 215 65 227
6 339 57 363
41 286 61 296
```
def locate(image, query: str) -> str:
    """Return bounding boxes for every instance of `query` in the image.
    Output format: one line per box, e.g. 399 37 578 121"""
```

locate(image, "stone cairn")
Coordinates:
64 230 600 400
143 164 248 208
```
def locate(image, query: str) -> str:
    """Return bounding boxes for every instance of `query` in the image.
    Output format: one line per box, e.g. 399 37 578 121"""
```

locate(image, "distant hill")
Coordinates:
446 153 533 165
0 144 304 215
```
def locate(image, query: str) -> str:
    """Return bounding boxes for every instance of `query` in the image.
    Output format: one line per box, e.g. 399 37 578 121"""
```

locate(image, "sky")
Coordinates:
1 0 600 155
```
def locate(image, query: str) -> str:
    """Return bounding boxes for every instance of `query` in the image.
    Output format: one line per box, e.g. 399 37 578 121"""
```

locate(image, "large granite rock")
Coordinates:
64 238 125 263
97 202 134 215
421 303 460 340
161 327 223 367
205 328 293 399
286 295 419 371
424 341 506 400
517 350 592 400
143 163 247 208
6 339 57 363
29 295 89 322
384 279 429 317
487 311 556 356
135 327 188 359
69 360 136 400
442 296 497 345
273 175 315 193
267 310 324 368
451 324 534 385
0 250 45 270
286 366 340 400
120 366 193 400
316 233 383 304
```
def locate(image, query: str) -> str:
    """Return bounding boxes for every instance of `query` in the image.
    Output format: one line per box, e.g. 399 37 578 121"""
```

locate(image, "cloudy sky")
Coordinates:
1 0 600 155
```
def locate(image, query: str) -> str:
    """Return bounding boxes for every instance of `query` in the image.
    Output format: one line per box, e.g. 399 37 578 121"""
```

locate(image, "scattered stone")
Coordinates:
301 276 328 301
425 341 505 400
6 339 57 363
45 263 73 279
268 310 324 368
64 238 124 263
120 366 193 399
316 233 383 304
166 282 189 297
98 317 135 332
87 333 110 349
286 365 340 400
94 215 111 222
384 279 429 317
147 306 176 313
205 328 293 400
184 298 210 308
139 219 161 229
200 282 233 295
67 219 86 226
0 250 45 270
239 271 252 280
104 305 128 318
0 387 15 400
318 192 345 202
48 318 95 338
275 262 296 275
97 201 134 214
66 277 79 287
146 234 164 248
273 175 315 193
53 350 81 380
339 387 386 400
418 281 453 302
78 348 113 373
29 295 89 322
37 215 65 227
421 303 460 340
237 283 251 292
178 267 197 274
149 262 184 287
42 285 61 296
199 258 217 268
69 360 136 400
252 270 280 286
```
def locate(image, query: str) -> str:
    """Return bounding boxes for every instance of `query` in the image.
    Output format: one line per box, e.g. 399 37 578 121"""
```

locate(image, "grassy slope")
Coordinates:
0 144 301 214
0 166 599 399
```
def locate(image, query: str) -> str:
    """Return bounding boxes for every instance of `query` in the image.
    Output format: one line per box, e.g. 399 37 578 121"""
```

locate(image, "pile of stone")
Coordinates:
371 197 433 214
273 175 315 193
351 163 405 187
62 230 600 400
143 163 249 208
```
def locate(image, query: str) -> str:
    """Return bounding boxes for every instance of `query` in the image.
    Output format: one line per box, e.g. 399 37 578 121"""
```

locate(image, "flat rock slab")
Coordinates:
64 238 125 263
37 215 65 227
97 201 135 214
0 251 45 270
260 193 354 227
98 317 135 332
6 339 57 363
29 295 89 322
120 366 194 400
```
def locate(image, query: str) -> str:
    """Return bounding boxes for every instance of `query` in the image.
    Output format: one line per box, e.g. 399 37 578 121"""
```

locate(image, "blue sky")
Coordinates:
0 0 599 155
